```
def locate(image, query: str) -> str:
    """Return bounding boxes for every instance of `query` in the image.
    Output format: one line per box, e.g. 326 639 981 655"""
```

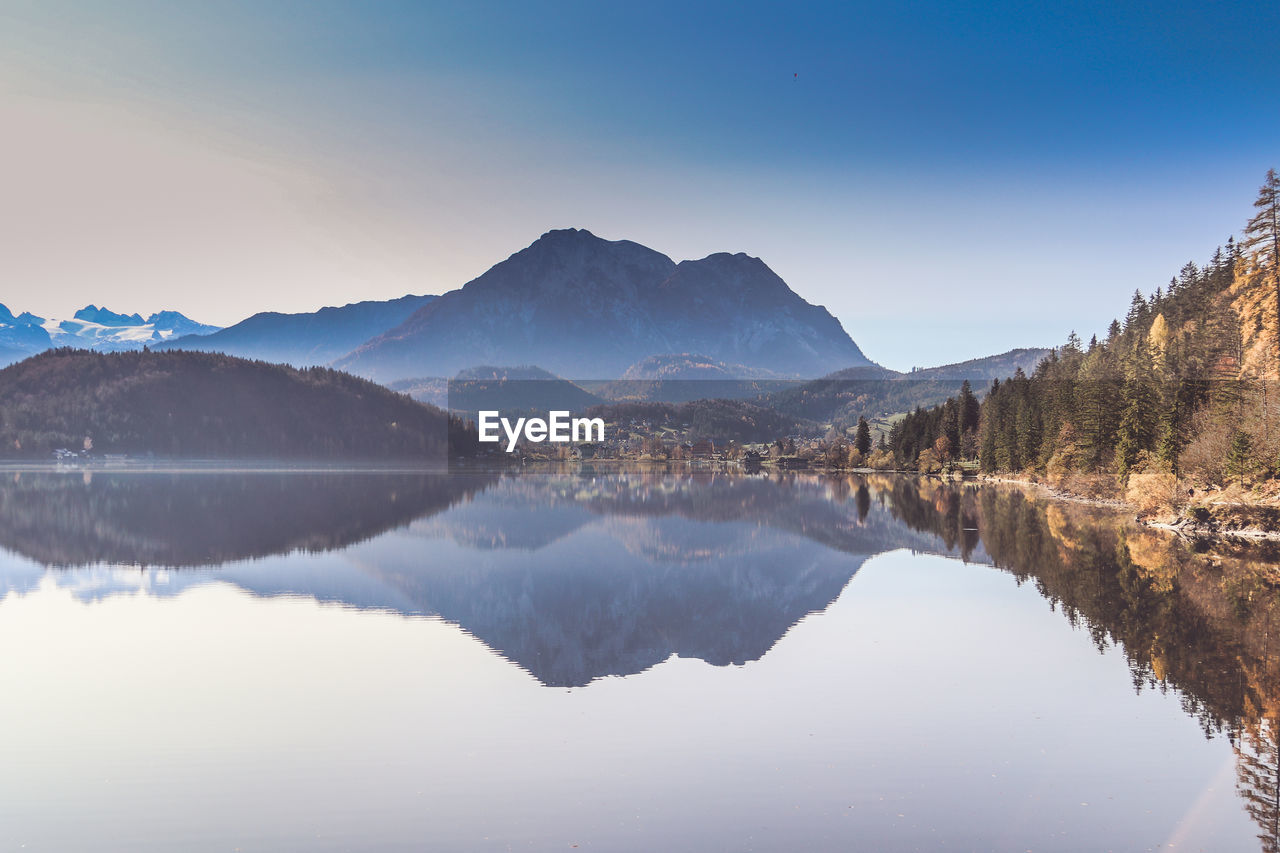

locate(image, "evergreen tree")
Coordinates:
1155 387 1180 473
1244 169 1280 368
854 416 872 456
1114 337 1160 476
1124 290 1149 332
958 379 980 434
941 398 961 457
1075 346 1123 468
979 379 1000 471
1226 430 1255 483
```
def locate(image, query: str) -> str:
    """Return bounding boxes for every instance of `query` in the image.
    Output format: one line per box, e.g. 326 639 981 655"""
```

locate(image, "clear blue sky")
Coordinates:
1 0 1277 369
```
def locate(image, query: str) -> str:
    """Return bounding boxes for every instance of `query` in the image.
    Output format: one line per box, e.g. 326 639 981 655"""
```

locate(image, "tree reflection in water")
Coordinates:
879 476 1280 851
1 468 1279 846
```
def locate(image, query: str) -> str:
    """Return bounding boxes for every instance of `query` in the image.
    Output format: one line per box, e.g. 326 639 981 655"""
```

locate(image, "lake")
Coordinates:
0 467 1276 851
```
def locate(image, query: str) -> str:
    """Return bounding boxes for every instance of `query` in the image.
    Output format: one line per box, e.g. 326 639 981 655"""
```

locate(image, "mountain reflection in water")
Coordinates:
2 468 1280 849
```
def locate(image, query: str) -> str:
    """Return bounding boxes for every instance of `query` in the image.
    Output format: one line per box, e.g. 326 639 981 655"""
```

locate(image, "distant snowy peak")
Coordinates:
142 311 221 339
51 305 220 349
73 305 145 327
0 303 220 366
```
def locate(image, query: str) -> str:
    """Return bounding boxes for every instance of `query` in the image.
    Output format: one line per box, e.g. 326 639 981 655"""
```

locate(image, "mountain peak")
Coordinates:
336 230 872 381
701 251 763 264
537 227 598 242
73 305 145 326
0 305 221 367
662 252 800 305
520 227 668 267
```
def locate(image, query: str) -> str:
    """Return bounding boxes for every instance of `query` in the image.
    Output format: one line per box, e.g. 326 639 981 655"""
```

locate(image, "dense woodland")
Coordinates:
889 170 1280 501
0 348 478 460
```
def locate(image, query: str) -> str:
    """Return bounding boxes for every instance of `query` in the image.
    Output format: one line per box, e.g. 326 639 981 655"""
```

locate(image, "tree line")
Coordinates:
889 170 1280 492
0 348 480 460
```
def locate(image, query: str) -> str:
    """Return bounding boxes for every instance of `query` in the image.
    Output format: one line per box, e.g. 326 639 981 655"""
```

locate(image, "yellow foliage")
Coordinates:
865 449 896 470
1232 259 1279 380
1044 505 1081 553
1125 471 1179 515
1150 653 1168 683
1125 531 1178 593
1148 313 1170 363
864 473 897 490
916 448 942 474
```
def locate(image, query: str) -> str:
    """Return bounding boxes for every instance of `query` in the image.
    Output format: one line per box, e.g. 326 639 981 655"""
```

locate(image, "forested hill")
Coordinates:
888 169 1280 493
0 348 473 460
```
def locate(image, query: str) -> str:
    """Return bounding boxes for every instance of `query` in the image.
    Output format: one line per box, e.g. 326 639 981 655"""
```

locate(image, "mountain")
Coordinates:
762 348 1052 427
73 305 144 326
142 311 220 338
587 353 795 404
56 305 219 347
903 347 1051 382
335 229 872 382
0 472 969 687
0 348 470 460
388 365 606 414
0 305 53 367
157 294 435 367
442 365 605 416
618 352 782 381
0 304 219 366
387 376 449 409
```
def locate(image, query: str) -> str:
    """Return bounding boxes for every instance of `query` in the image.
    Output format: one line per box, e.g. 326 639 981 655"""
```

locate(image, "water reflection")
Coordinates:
0 470 961 686
2 469 1280 847
892 479 1280 853
0 470 492 567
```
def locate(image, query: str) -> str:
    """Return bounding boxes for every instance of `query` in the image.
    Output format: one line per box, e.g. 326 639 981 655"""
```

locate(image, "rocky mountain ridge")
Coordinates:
336 228 873 381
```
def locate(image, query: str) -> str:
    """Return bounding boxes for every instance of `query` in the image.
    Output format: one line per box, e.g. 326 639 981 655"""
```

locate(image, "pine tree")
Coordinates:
979 379 1000 472
958 379 980 434
1075 346 1123 469
1226 429 1254 483
1155 386 1180 473
1244 169 1280 369
1124 290 1149 332
1114 337 1160 476
854 416 871 455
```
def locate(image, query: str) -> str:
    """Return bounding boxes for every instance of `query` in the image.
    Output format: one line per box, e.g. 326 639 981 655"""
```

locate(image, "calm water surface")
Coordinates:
0 468 1277 851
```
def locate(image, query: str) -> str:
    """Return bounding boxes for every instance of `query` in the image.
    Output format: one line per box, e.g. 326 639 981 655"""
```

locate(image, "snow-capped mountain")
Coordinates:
0 303 220 367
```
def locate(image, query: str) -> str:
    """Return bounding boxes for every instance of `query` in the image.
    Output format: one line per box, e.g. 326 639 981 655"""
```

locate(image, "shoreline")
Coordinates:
973 472 1280 543
7 455 1278 544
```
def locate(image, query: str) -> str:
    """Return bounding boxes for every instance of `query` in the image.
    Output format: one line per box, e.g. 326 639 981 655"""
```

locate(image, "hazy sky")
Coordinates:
2 0 1278 369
